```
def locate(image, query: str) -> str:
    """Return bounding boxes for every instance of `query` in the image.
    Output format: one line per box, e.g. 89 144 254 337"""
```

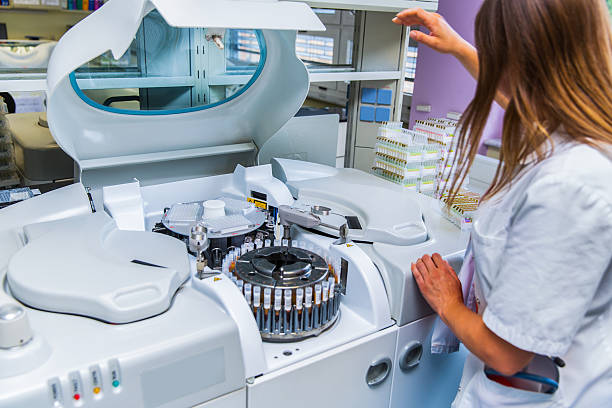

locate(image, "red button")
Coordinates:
73 394 80 401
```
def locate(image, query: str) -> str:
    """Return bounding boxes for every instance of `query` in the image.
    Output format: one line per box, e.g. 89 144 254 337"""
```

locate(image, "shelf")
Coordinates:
296 0 438 13
208 74 252 86
0 69 403 92
0 4 93 13
74 76 196 90
309 70 402 82
0 78 47 92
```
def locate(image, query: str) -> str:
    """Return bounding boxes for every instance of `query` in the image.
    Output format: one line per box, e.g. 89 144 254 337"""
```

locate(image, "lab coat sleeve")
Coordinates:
482 175 612 357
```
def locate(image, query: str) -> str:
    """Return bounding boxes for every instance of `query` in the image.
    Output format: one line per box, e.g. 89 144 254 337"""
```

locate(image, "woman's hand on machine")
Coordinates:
411 253 463 319
392 8 472 57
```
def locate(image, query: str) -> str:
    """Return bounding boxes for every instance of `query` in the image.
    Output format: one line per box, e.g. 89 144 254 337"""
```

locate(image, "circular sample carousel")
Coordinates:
221 243 342 342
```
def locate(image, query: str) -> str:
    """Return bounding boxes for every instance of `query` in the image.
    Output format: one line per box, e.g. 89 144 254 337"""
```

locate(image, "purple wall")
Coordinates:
409 0 504 153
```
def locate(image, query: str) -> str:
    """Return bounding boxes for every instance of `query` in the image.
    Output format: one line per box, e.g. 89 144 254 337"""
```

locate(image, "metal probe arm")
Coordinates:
189 224 210 277
278 205 349 245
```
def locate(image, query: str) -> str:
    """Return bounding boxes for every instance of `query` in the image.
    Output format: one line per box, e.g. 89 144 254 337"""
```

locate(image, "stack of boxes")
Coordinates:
371 116 481 229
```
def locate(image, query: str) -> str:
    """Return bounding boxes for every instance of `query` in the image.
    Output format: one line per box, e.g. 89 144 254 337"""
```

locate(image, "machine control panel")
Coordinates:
47 359 122 407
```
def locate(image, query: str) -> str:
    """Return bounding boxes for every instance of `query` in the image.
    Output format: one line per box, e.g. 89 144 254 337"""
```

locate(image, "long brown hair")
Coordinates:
446 0 612 203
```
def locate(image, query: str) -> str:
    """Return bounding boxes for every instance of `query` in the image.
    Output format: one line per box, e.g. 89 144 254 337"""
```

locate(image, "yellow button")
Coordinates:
93 387 101 394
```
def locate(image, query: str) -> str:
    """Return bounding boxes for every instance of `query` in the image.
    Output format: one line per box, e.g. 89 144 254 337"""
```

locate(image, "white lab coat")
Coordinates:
451 134 612 408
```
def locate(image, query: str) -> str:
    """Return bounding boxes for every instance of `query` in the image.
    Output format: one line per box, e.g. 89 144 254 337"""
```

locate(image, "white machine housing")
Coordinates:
0 1 469 407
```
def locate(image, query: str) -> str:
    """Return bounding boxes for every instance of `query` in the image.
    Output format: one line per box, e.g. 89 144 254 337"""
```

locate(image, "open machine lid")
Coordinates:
272 159 429 246
45 0 324 174
7 213 191 323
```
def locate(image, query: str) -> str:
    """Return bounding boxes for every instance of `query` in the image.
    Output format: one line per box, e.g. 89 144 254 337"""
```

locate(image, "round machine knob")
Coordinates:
0 303 33 349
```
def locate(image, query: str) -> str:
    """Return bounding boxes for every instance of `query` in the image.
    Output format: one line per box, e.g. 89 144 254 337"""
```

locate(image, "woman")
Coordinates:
393 1 611 407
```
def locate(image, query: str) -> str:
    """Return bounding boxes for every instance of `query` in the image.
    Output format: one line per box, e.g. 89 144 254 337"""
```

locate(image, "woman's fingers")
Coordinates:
410 30 441 49
415 258 428 274
394 8 435 28
393 8 466 56
421 254 437 272
431 253 445 268
431 253 442 267
411 262 424 285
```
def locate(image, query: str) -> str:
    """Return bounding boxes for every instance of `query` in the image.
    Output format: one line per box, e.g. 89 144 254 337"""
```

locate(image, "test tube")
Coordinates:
274 239 281 247
263 288 272 333
253 285 261 328
322 281 329 303
284 289 293 311
333 258 341 283
237 280 244 293
282 238 289 247
284 289 292 334
314 284 322 328
295 288 304 332
322 281 329 323
255 239 263 249
244 283 252 306
328 278 335 319
264 239 271 247
229 257 236 274
305 286 313 330
274 289 282 334
253 285 261 308
305 287 313 308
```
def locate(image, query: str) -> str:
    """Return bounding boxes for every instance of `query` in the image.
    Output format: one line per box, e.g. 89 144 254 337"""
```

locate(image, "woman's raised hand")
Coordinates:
392 8 470 58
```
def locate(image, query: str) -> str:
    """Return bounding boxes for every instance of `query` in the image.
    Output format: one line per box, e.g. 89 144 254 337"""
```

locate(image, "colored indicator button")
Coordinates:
93 387 101 394
112 380 120 388
73 394 80 401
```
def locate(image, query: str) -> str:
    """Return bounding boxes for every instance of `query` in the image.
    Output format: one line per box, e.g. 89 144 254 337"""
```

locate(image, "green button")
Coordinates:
112 380 120 388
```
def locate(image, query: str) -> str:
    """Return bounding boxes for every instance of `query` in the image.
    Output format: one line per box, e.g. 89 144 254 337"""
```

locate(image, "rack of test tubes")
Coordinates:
372 117 461 197
219 239 342 342
439 189 480 230
372 122 444 195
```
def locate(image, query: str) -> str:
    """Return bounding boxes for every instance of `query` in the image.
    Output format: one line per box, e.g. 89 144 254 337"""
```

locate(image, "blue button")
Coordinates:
377 89 393 105
375 107 391 123
361 88 377 104
360 106 376 122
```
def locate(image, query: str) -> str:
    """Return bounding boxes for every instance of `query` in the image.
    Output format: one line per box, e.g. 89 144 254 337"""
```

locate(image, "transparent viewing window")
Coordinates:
70 11 265 114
